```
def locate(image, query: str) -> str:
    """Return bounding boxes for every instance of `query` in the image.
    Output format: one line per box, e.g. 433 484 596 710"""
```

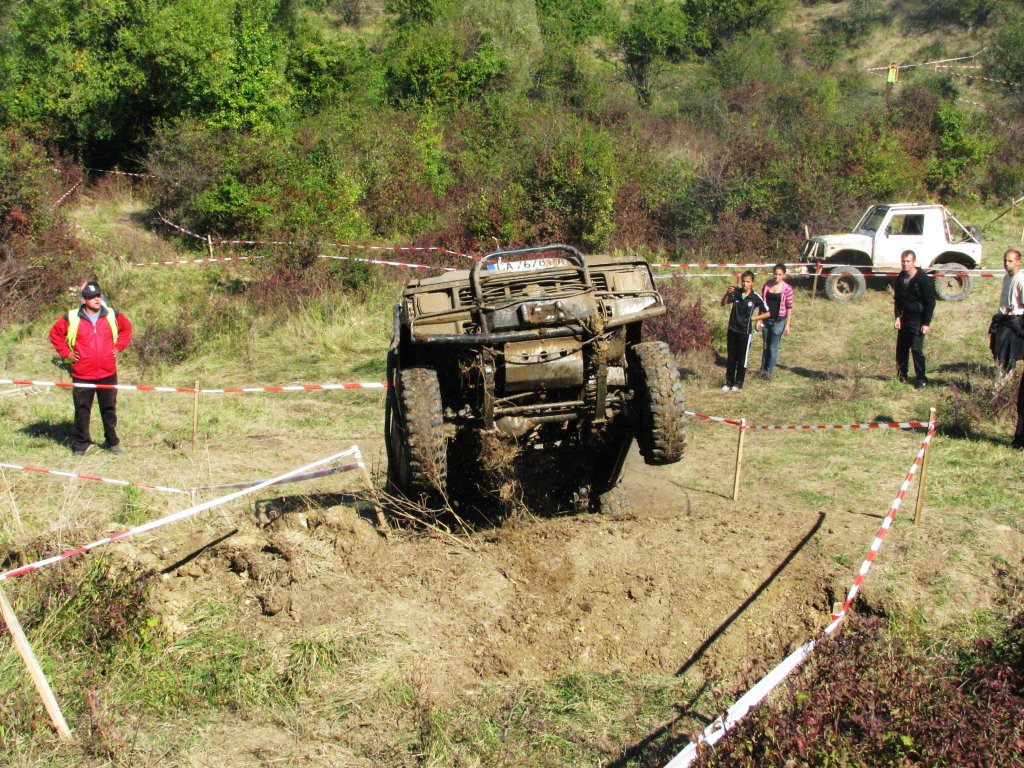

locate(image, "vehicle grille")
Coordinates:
459 267 593 306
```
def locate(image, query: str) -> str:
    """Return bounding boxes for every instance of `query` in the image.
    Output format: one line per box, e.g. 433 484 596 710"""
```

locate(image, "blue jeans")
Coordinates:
761 318 786 375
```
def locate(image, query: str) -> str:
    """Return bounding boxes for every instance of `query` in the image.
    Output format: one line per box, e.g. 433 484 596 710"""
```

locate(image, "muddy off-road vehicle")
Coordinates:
799 203 982 302
385 244 686 512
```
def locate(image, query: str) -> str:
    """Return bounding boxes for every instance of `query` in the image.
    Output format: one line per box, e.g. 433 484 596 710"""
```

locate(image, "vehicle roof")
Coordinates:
869 203 946 210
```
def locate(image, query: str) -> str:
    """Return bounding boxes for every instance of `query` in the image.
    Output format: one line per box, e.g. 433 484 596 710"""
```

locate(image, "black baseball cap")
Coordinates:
81 282 102 298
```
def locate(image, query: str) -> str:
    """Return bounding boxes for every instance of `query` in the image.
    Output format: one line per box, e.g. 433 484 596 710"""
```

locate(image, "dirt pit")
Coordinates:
145 441 837 699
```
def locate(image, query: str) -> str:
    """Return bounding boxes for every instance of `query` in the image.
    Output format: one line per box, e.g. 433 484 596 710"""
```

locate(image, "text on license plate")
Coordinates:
487 258 571 273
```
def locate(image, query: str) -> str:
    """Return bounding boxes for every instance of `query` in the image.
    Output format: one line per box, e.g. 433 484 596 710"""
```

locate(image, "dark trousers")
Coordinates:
1014 373 1024 448
72 374 118 451
896 325 926 382
726 329 753 388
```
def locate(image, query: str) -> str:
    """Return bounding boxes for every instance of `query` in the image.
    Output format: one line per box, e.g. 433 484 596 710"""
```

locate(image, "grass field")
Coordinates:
0 192 1022 766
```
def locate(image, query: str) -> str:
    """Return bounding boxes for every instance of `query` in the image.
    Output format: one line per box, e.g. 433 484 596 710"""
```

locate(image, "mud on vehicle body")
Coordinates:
385 244 686 513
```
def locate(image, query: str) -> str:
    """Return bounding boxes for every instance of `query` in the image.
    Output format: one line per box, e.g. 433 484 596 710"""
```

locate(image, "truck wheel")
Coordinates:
389 367 447 502
932 269 973 301
630 341 686 466
824 266 866 301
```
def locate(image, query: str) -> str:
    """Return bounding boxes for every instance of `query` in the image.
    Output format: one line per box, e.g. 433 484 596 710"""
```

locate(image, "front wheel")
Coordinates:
932 269 973 301
630 341 686 466
824 266 866 301
386 367 447 503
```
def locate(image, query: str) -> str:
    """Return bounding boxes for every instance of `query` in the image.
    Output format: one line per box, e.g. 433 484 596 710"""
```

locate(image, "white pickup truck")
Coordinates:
799 203 982 301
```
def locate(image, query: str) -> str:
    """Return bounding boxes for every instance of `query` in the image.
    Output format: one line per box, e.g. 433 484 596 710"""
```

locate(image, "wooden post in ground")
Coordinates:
914 407 937 524
356 451 389 537
191 381 200 452
732 418 746 502
811 264 821 305
206 234 215 259
0 585 71 740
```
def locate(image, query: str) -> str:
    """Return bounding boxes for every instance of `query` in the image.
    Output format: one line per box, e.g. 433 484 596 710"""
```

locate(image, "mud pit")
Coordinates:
148 439 838 694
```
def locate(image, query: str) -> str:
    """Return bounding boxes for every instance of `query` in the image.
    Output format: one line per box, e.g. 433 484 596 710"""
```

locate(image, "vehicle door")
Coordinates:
874 210 926 270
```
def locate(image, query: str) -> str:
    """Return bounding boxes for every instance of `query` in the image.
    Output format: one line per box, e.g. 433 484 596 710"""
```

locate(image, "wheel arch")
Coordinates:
825 249 871 267
933 251 977 270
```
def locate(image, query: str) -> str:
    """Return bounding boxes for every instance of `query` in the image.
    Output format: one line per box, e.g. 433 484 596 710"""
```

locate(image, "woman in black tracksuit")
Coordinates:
720 270 770 391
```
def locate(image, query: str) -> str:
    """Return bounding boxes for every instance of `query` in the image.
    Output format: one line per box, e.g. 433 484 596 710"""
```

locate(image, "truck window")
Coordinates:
887 214 924 236
856 208 887 235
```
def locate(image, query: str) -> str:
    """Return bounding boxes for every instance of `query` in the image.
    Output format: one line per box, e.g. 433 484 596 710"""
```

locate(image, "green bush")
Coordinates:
926 101 993 198
384 25 505 109
524 125 621 249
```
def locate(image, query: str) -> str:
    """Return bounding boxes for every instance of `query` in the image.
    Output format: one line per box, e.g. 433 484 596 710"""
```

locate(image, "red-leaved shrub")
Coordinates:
643 277 714 358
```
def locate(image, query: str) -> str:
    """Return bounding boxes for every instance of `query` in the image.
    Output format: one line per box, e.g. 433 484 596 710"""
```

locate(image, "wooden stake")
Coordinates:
191 381 200 452
914 406 937 524
811 264 821 305
206 234 215 258
0 585 72 740
732 418 746 502
356 453 390 537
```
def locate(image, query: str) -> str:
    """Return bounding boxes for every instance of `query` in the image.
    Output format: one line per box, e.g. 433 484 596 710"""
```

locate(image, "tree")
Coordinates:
616 0 689 108
985 3 1024 105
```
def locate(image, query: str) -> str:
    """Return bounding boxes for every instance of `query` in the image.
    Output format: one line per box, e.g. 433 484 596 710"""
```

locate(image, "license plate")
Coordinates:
487 258 571 273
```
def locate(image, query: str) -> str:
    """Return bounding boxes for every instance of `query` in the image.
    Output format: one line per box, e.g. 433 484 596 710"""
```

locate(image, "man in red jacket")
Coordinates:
49 281 132 455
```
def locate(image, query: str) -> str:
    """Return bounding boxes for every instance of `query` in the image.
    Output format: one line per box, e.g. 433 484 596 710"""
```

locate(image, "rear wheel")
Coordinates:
932 268 973 301
824 266 866 301
630 341 686 466
387 367 447 502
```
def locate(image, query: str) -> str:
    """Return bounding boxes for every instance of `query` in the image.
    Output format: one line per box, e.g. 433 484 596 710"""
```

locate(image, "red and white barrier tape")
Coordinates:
86 168 155 178
684 410 743 426
318 253 455 272
0 446 362 582
192 459 364 491
133 254 262 267
156 211 207 241
156 212 472 260
665 420 937 768
71 222 109 245
0 379 388 393
746 420 925 431
50 182 82 211
685 409 927 432
0 462 188 495
649 262 801 270
829 420 937 622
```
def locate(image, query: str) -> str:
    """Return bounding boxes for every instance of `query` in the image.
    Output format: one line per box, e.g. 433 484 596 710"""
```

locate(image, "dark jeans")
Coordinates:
896 325 926 382
726 329 753 388
72 374 118 451
760 318 786 375
1014 373 1024 448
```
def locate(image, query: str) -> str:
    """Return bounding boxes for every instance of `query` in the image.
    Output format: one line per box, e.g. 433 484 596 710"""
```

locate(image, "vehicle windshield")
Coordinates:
855 207 888 235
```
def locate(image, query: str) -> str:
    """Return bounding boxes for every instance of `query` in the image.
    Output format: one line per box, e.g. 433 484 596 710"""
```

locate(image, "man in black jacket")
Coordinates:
893 250 936 389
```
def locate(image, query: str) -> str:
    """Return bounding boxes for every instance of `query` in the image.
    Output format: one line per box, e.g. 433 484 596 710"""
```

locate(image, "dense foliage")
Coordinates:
695 611 1024 767
1 0 1023 318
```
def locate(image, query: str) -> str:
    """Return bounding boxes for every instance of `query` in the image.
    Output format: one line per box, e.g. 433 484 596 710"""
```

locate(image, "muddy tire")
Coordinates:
824 266 866 301
388 367 447 502
631 341 686 466
597 485 631 516
933 269 973 301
